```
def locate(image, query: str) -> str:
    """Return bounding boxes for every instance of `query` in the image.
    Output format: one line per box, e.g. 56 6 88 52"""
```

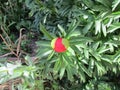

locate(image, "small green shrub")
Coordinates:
0 0 120 90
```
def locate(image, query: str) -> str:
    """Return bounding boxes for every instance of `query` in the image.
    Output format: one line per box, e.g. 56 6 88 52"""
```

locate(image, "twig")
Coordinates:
0 27 26 60
17 28 24 56
0 34 18 57
0 52 13 58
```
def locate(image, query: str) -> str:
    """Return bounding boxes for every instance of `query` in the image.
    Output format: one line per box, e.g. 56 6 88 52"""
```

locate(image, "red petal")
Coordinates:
54 38 66 52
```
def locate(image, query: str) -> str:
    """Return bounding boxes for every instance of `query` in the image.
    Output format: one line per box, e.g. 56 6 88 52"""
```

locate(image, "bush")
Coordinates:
0 0 120 90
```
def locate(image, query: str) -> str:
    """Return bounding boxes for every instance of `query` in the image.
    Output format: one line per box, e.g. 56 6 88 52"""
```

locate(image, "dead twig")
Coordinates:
0 26 26 60
0 52 13 58
0 34 18 57
17 28 24 56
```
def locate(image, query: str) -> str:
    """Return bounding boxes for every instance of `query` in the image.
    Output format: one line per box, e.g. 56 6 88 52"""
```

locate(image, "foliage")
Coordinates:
35 0 120 89
0 0 120 90
0 0 31 30
0 0 34 55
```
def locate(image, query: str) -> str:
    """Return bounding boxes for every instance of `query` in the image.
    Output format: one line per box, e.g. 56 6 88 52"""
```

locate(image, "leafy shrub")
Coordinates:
35 0 120 89
0 0 120 90
0 0 31 30
0 0 33 55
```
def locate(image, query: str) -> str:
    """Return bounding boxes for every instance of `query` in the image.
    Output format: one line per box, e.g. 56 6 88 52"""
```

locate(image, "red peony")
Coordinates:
51 37 69 53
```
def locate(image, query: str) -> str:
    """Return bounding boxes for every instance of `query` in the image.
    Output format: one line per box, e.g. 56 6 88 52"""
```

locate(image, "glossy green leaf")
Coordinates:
96 0 111 8
62 53 73 65
80 63 92 77
95 20 101 34
57 24 66 37
37 49 52 59
95 61 106 76
47 51 55 60
53 54 62 74
108 23 120 33
102 23 107 37
78 69 86 82
40 23 54 40
66 66 73 81
36 41 51 47
84 49 89 59
66 20 80 39
82 22 93 35
89 49 101 61
70 36 93 44
112 0 120 11
59 67 66 79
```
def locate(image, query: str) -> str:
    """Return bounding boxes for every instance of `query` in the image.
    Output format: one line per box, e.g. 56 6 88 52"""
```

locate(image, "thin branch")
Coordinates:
0 52 13 58
0 34 18 57
17 28 25 55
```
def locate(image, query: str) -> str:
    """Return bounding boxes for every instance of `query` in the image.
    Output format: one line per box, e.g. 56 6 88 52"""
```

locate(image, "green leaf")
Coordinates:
25 55 33 66
113 50 120 62
92 5 108 12
95 20 101 34
109 11 120 19
66 20 80 39
102 23 107 37
112 0 120 11
107 40 120 45
57 24 66 37
89 49 101 61
82 0 94 8
59 67 66 79
82 22 93 35
71 46 82 55
40 23 54 40
67 47 75 56
70 36 93 44
62 53 73 65
8 22 16 28
98 47 110 54
66 66 73 81
47 51 55 60
92 41 100 51
107 23 120 33
84 49 89 59
36 41 51 47
80 63 92 77
53 60 61 75
101 56 112 64
95 61 106 76
53 54 62 74
96 0 111 8
78 69 86 82
88 59 94 71
37 49 52 59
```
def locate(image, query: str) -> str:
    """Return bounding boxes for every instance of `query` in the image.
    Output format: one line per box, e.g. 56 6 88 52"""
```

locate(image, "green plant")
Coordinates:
35 0 120 89
36 20 120 88
0 0 31 30
0 56 38 90
0 0 33 56
0 0 120 90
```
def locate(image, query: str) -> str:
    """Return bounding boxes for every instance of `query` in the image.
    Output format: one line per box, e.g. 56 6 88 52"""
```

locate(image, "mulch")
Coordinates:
0 78 22 90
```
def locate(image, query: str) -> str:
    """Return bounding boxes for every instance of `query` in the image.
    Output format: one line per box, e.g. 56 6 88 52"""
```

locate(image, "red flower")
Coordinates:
51 37 69 53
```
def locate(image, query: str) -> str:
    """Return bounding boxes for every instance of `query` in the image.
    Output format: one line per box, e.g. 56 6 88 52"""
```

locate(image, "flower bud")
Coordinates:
51 37 69 53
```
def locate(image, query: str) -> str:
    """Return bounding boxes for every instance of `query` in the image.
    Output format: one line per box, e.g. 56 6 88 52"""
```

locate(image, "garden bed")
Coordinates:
0 78 22 90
